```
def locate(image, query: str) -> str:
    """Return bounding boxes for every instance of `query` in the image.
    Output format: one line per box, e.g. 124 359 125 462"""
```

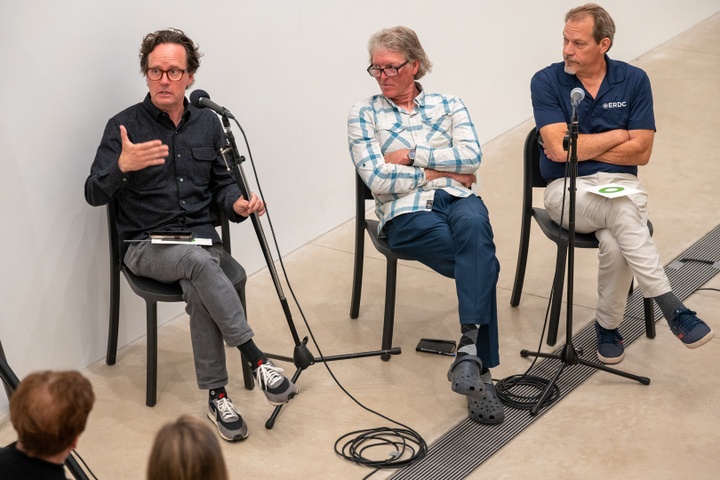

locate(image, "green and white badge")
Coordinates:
586 184 642 198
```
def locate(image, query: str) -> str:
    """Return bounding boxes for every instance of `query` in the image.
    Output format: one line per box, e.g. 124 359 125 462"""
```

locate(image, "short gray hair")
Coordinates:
367 26 433 79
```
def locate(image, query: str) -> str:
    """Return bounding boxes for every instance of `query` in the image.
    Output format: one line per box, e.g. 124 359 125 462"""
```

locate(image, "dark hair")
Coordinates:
367 26 433 80
565 3 616 51
10 370 95 457
147 415 229 480
139 28 203 76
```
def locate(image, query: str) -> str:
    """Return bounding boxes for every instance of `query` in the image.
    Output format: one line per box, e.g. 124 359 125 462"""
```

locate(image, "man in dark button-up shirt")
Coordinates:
84 28 297 442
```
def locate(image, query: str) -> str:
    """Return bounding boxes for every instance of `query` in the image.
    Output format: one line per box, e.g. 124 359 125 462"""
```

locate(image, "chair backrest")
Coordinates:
106 198 123 269
106 199 232 268
524 128 547 189
521 128 545 221
355 173 374 231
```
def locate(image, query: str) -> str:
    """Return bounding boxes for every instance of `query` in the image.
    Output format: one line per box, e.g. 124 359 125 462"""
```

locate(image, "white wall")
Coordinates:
1 0 718 411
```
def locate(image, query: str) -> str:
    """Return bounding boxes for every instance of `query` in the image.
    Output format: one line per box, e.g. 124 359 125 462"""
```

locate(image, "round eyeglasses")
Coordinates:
366 60 409 78
146 68 187 82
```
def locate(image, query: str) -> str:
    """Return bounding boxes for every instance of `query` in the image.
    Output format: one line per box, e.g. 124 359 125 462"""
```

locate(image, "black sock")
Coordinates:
654 292 685 320
237 339 266 370
209 386 227 401
457 324 480 358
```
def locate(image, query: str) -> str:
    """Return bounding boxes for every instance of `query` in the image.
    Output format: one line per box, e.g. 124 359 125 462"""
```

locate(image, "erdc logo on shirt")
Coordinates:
602 101 627 109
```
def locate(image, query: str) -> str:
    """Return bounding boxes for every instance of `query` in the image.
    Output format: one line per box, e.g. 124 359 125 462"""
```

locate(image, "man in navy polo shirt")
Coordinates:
531 4 713 364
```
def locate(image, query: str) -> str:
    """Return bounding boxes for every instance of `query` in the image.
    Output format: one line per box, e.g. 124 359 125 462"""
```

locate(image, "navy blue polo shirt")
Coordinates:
530 55 656 182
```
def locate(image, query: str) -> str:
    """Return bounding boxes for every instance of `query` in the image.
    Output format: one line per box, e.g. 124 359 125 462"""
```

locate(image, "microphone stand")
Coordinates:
217 115 399 429
519 104 650 416
0 340 91 480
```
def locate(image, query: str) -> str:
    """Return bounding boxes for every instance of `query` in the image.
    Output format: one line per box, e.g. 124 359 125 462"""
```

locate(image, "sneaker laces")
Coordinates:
255 362 285 390
673 309 698 331
214 396 239 422
597 326 623 344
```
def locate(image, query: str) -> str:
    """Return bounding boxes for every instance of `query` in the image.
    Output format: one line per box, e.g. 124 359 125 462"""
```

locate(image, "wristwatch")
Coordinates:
407 148 416 166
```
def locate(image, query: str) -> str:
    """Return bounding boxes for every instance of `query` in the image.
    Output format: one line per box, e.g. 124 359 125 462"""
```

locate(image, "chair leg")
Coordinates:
240 352 255 390
350 228 365 319
236 280 254 390
511 215 532 307
629 279 656 339
380 258 399 362
546 243 568 346
0 340 17 401
643 297 656 339
107 267 121 366
146 302 158 407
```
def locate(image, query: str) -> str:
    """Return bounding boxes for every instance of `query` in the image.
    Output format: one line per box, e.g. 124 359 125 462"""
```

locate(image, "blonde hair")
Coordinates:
147 415 229 480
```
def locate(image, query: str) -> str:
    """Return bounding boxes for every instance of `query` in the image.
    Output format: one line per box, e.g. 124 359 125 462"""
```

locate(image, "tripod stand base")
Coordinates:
520 346 650 416
264 338 401 429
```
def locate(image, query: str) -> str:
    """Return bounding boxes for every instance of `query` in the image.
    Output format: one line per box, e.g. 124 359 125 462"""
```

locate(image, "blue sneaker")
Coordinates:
667 308 714 348
595 322 625 364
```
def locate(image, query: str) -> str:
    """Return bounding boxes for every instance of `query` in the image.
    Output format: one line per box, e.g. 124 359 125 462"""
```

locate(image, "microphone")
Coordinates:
570 87 585 107
189 90 234 119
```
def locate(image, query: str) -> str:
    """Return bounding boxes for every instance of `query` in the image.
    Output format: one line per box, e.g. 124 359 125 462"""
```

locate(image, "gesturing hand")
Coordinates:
117 125 169 173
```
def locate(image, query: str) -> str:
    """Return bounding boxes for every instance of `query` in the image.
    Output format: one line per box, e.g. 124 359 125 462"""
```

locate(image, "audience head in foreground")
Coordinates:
147 414 229 480
0 370 95 480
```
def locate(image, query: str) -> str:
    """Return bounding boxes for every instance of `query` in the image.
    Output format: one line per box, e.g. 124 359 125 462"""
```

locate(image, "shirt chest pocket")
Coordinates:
420 112 453 148
186 145 217 186
375 121 407 152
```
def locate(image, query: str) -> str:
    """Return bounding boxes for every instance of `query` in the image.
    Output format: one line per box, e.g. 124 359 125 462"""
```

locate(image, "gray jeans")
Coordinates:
124 241 253 390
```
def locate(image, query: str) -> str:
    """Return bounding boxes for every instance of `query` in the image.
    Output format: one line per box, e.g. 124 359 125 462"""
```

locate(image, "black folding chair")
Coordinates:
106 199 254 406
349 174 417 361
510 128 656 345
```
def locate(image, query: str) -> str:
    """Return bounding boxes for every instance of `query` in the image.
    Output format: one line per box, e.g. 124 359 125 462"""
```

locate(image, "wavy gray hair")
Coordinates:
367 26 433 79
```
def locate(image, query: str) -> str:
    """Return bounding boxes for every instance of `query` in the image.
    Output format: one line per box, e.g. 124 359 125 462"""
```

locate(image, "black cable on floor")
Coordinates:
335 426 428 477
495 285 561 411
495 373 559 411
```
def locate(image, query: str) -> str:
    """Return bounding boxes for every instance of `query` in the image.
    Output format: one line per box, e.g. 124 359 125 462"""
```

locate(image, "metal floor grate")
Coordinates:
390 224 720 480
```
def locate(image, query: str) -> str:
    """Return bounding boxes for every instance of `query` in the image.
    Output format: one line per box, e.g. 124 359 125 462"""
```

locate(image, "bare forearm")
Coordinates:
593 130 654 166
541 124 653 166
576 130 629 161
425 168 476 188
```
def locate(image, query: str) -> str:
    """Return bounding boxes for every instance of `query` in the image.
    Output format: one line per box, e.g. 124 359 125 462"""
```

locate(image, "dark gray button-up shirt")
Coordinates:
85 94 245 257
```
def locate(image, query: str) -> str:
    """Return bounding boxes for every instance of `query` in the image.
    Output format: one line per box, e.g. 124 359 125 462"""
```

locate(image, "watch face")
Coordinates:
408 149 416 160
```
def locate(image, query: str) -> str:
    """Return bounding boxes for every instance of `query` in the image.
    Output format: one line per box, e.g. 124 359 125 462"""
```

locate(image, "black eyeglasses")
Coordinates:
366 60 410 78
146 67 187 82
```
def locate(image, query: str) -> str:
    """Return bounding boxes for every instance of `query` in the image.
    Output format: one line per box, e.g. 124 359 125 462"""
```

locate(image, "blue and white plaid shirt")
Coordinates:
347 84 482 233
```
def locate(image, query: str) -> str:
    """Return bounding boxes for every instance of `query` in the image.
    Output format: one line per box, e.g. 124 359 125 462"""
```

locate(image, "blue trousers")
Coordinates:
384 190 500 368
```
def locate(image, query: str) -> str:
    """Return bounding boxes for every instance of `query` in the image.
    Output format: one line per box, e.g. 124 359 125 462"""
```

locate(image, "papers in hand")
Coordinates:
585 184 642 199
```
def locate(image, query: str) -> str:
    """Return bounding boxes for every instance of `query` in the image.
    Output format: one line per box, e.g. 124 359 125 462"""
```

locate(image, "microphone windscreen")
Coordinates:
189 89 210 108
